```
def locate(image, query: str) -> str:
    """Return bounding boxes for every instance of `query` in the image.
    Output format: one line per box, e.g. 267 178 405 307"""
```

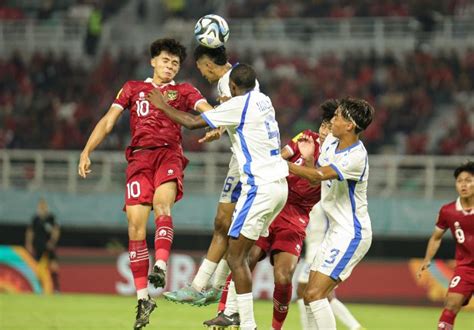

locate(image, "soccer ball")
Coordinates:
194 14 230 48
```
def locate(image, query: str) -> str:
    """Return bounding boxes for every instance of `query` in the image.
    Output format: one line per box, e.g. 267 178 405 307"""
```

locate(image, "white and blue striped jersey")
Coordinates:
201 90 288 186
317 134 372 238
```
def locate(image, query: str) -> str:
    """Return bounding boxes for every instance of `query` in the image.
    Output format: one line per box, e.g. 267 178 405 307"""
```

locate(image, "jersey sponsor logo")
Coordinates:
129 251 136 259
166 90 178 101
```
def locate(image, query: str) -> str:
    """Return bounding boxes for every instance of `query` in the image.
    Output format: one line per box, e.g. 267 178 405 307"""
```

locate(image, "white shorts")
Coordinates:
218 154 242 204
228 178 288 241
311 228 372 281
298 202 329 283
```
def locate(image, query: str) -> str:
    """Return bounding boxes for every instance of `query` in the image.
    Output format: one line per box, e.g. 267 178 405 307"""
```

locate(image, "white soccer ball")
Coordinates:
194 14 230 48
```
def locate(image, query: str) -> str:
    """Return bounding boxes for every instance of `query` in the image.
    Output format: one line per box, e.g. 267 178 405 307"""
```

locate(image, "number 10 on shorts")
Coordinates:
127 181 141 198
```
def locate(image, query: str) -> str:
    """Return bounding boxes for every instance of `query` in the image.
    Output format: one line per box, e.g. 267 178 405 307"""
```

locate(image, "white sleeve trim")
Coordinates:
283 145 294 157
111 103 124 111
193 98 207 110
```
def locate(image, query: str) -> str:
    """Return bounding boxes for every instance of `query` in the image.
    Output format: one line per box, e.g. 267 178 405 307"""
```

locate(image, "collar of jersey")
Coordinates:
456 197 474 215
145 77 176 88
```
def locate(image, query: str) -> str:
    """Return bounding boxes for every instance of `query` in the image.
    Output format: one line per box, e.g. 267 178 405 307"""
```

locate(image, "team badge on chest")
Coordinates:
166 90 179 101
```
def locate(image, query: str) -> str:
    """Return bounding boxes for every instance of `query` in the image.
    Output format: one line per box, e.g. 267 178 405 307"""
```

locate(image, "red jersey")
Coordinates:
113 78 205 149
436 198 474 268
284 129 321 215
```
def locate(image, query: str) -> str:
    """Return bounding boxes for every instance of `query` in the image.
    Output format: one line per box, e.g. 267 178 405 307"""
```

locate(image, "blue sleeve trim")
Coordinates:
201 113 217 129
329 163 344 181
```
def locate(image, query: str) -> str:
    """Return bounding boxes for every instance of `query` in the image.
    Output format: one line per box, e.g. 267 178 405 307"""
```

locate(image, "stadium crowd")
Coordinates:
0 47 473 154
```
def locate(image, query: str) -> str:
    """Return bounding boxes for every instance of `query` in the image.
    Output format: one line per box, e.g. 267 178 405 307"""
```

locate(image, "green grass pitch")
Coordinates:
1 293 473 329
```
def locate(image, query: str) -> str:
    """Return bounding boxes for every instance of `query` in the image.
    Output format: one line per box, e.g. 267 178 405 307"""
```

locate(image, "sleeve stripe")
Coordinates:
283 145 294 157
111 103 124 111
329 163 344 181
193 98 207 110
201 113 217 129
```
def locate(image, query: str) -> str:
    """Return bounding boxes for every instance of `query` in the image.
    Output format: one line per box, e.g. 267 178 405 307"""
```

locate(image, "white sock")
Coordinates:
224 281 238 316
237 292 256 330
309 298 336 330
330 298 362 330
154 259 167 272
297 299 309 330
191 258 217 292
212 259 230 289
306 304 318 329
137 288 148 300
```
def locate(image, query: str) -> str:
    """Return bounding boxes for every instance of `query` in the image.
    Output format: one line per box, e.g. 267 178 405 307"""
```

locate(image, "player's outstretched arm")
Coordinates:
78 106 122 178
288 163 338 185
146 89 208 130
417 226 445 278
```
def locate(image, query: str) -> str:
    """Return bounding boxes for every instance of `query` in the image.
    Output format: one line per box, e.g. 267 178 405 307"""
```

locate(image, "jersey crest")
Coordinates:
166 90 178 101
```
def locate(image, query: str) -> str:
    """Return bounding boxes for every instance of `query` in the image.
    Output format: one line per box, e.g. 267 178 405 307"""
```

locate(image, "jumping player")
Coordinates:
78 38 213 329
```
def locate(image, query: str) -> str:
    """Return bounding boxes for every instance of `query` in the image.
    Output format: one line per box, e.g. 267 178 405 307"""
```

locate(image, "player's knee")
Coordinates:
213 217 229 237
444 299 462 313
153 202 171 216
128 221 146 239
214 210 232 235
274 268 293 285
303 286 325 303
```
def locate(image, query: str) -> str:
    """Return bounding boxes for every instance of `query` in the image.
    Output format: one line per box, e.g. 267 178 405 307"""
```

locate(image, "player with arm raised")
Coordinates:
296 101 364 330
77 38 213 330
417 161 474 330
164 45 260 306
204 101 328 330
147 63 288 330
289 98 374 329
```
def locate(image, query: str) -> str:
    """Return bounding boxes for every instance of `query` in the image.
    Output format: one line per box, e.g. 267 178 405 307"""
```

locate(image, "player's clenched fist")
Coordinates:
78 153 92 178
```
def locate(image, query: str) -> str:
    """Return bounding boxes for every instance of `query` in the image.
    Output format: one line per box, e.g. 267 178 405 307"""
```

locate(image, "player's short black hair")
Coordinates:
150 38 187 64
454 161 474 179
320 99 338 123
229 63 256 91
193 45 228 66
339 98 374 134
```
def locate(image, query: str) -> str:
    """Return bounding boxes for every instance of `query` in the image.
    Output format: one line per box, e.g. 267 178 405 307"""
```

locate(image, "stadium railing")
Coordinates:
0 149 470 199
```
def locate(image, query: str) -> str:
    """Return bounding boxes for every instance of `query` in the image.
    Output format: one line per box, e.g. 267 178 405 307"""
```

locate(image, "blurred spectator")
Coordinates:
84 4 103 57
1 47 472 155
25 198 61 292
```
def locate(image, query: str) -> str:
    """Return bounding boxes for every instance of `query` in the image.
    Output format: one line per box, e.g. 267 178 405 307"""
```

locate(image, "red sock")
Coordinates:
438 309 456 330
218 274 232 313
129 240 149 291
272 283 292 330
154 215 174 265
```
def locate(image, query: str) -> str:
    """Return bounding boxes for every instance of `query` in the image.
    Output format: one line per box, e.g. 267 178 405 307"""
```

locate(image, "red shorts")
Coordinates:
255 203 308 264
447 266 474 306
124 146 188 207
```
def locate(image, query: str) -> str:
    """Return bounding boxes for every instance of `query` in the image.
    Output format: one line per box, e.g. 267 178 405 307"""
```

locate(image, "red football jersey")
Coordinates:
112 79 205 149
284 129 321 215
436 198 474 267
